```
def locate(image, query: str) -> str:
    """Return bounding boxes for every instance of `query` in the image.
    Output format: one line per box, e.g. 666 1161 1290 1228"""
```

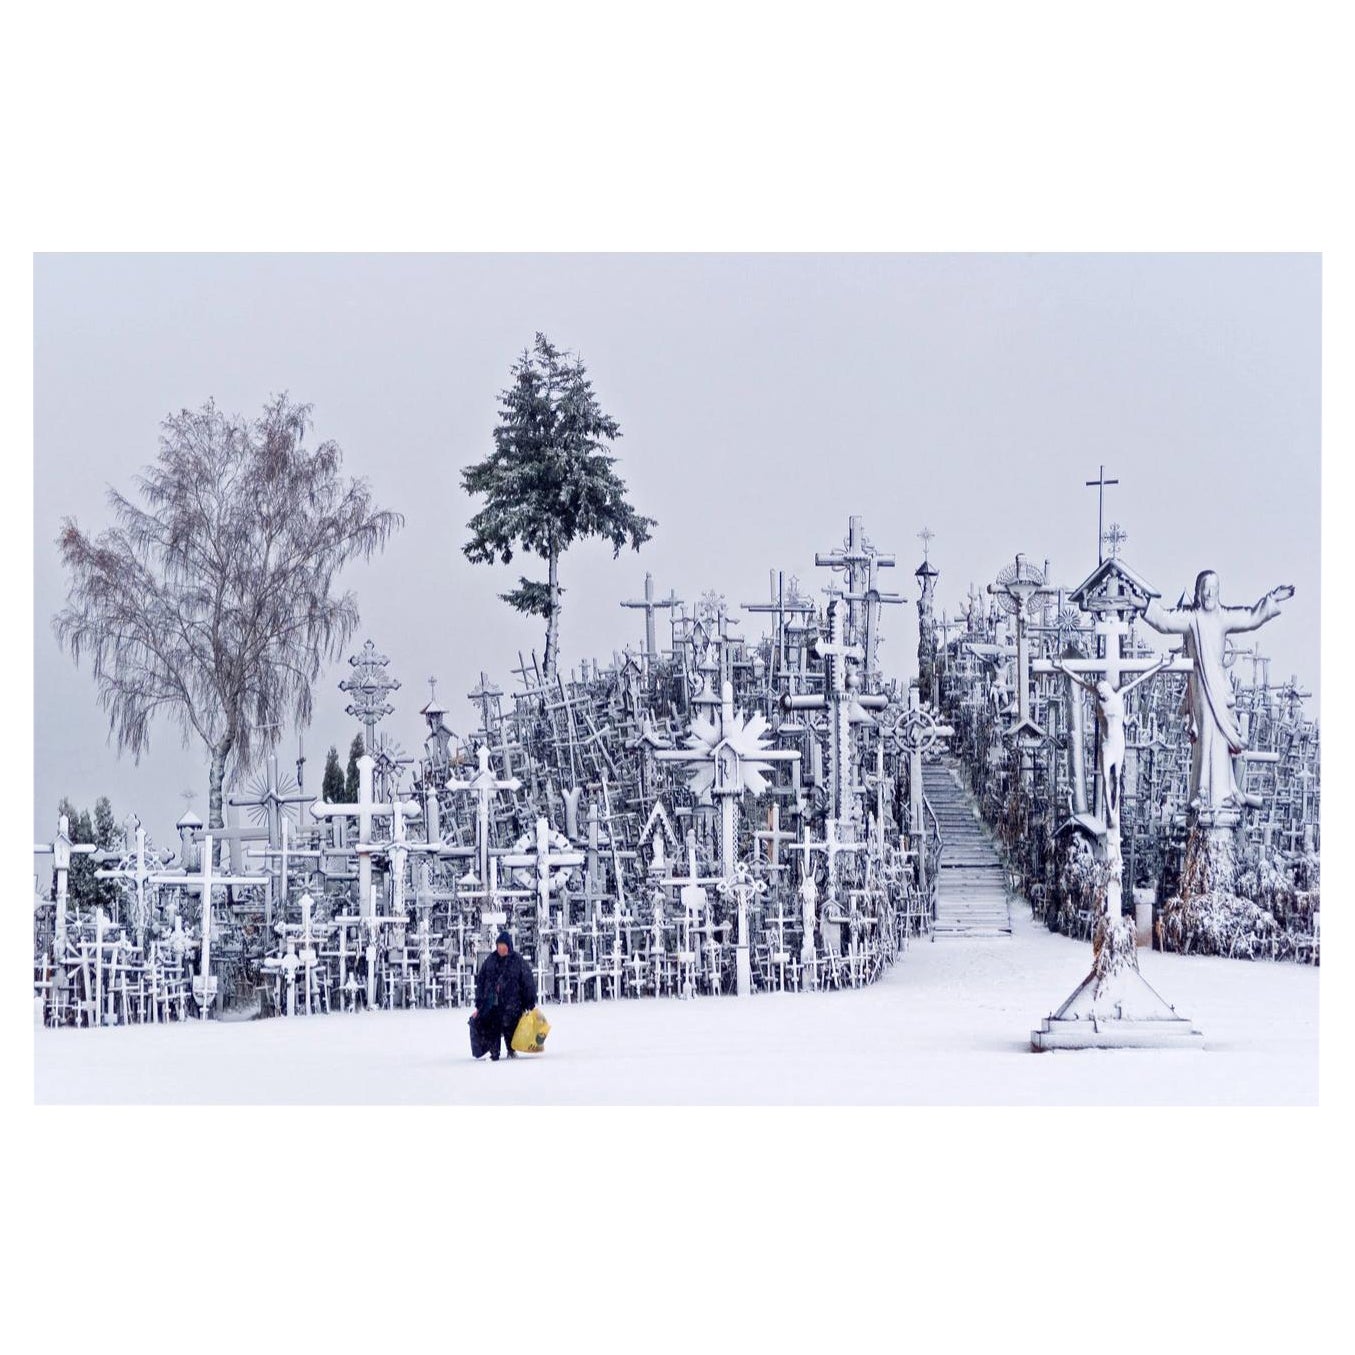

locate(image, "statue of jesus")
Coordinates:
1141 570 1293 812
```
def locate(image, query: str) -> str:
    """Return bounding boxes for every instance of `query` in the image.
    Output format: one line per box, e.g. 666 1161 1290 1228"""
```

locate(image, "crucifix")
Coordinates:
987 554 1059 741
1028 554 1207 1050
716 862 767 997
150 834 268 1019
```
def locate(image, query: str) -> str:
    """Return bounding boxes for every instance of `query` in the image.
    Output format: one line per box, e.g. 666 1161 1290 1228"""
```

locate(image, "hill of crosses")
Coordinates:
35 516 1319 1030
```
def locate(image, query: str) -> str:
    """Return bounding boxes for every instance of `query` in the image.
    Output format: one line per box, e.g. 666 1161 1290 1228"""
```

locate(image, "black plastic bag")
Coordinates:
468 1012 490 1059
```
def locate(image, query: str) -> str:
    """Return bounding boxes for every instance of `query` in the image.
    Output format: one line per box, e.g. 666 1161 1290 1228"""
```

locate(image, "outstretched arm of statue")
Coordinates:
1141 597 1190 636
1227 584 1294 633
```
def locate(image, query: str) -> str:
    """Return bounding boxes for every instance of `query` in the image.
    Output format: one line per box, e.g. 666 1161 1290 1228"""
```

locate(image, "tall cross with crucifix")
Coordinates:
987 554 1060 740
1032 557 1192 926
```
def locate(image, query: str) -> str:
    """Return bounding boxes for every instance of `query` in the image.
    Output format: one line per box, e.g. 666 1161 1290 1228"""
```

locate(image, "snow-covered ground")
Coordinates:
33 909 1318 1104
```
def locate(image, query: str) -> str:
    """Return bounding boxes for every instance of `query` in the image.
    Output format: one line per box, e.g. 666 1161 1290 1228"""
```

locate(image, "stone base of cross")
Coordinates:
1031 964 1205 1050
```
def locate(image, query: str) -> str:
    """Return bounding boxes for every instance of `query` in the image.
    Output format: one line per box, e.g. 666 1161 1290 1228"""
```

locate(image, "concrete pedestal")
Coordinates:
1031 964 1204 1051
1133 887 1155 947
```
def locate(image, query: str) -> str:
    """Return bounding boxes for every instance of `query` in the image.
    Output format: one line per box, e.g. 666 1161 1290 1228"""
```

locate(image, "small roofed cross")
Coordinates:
918 526 935 563
1085 464 1120 562
427 676 438 704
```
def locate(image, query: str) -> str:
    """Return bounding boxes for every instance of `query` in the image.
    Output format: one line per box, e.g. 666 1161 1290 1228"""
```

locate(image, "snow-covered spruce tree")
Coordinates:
54 395 401 838
56 799 98 909
344 734 365 802
93 795 119 914
322 745 345 803
462 334 656 681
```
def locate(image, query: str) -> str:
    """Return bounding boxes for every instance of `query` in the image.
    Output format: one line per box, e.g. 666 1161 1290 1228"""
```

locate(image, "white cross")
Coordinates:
310 753 421 918
445 745 522 888
35 812 97 953
149 834 268 1019
717 862 768 997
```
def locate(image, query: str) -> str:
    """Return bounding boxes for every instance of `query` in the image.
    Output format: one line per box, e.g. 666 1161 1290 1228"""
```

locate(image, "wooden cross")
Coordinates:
467 671 504 738
621 572 683 665
742 569 817 676
842 553 905 678
753 803 794 872
790 816 866 894
247 817 325 917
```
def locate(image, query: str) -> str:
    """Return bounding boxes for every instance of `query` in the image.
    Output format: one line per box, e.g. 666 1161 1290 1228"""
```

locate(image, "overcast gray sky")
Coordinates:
32 253 1320 843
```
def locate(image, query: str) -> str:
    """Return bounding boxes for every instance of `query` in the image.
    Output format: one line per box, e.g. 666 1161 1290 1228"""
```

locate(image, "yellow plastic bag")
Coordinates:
511 1006 551 1053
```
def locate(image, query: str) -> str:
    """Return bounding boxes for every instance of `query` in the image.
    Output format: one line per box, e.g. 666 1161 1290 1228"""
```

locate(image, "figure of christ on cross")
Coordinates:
1034 616 1192 938
1049 655 1173 831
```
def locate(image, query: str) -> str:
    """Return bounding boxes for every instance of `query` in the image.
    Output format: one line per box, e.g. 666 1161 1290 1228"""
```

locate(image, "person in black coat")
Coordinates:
472 930 538 1060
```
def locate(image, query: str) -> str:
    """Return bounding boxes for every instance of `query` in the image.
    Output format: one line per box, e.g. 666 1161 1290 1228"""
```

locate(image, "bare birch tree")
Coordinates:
54 394 402 833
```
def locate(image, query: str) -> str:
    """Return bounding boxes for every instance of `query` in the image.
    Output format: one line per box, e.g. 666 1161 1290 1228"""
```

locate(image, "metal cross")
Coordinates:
339 639 402 747
1085 464 1120 563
